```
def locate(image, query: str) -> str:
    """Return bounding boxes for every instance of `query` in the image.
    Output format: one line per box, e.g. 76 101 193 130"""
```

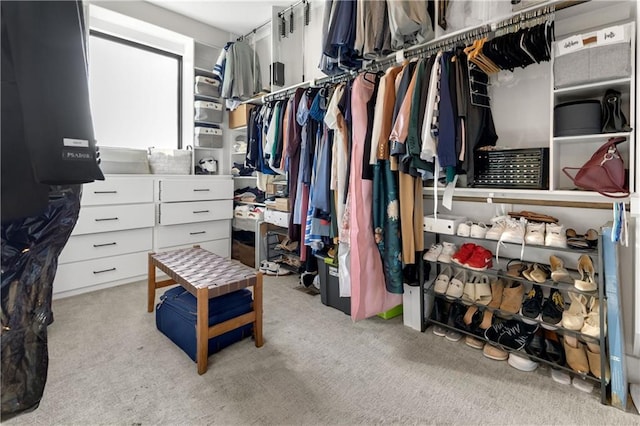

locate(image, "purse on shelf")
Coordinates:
602 89 631 133
562 137 629 198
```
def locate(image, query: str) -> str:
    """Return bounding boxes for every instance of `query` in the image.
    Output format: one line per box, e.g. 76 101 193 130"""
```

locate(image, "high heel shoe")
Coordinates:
549 255 572 284
575 255 597 292
561 292 588 330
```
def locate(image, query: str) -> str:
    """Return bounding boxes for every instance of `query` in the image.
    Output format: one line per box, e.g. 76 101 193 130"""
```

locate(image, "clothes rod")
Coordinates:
262 79 313 102
237 19 272 41
277 0 304 18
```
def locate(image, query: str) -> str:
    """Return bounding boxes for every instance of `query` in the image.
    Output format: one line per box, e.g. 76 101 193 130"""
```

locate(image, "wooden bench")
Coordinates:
147 246 263 374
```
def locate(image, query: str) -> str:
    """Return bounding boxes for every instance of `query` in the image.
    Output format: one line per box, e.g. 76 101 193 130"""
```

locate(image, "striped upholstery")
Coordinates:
151 247 257 298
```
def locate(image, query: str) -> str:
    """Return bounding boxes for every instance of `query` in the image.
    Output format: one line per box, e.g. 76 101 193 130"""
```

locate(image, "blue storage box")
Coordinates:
156 286 254 361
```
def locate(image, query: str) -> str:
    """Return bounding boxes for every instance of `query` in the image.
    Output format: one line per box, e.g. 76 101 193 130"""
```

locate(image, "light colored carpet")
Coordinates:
5 275 640 425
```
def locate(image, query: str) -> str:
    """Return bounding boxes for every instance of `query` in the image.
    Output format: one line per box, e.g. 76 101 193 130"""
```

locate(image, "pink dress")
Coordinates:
349 74 402 321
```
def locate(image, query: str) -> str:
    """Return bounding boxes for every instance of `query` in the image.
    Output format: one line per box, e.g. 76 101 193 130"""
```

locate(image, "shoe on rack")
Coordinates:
445 302 465 342
432 325 447 336
474 275 492 305
445 269 466 300
543 330 566 366
480 278 504 329
585 344 610 382
528 264 550 283
498 281 525 316
462 274 478 306
484 319 509 343
545 223 567 248
470 222 488 239
541 289 565 329
465 335 485 349
463 246 494 271
423 243 443 262
581 296 605 339
520 284 544 324
437 242 457 263
563 335 589 375
499 217 527 244
551 369 572 385
485 216 508 240
483 343 509 361
524 221 545 246
524 329 546 359
561 291 588 330
575 254 597 292
451 243 477 266
434 266 453 295
498 319 539 350
456 220 473 237
508 353 538 372
549 255 573 284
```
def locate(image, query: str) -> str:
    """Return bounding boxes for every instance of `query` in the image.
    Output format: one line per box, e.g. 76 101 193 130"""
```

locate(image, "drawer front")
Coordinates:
60 228 152 264
82 177 153 205
159 178 232 202
73 203 155 235
161 238 230 259
156 219 230 249
53 251 148 294
159 199 233 225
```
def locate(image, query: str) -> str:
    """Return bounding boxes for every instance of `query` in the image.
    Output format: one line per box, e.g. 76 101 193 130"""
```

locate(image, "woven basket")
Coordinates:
148 148 192 175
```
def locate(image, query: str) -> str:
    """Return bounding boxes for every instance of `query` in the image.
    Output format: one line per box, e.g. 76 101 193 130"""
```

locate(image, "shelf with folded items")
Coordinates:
427 317 607 390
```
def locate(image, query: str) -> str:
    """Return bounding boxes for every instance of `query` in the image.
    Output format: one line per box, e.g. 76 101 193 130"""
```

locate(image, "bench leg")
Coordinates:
196 287 209 374
147 253 156 313
254 272 264 347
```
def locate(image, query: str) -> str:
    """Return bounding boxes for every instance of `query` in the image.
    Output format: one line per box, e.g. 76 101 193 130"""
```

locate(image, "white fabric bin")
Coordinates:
195 76 220 98
194 100 223 124
194 126 223 148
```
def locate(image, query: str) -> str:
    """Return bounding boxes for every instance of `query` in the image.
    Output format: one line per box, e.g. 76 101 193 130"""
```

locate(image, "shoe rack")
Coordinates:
422 230 609 404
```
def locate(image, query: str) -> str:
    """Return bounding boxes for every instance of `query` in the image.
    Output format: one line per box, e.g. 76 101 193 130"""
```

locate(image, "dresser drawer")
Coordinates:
161 238 231 259
60 228 152 264
159 178 233 202
156 219 230 249
158 199 233 225
82 177 154 205
53 251 148 294
73 203 155 235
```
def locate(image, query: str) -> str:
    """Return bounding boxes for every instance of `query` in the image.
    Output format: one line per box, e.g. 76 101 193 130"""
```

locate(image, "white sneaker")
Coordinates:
545 223 567 248
437 242 457 263
485 216 508 240
457 221 473 237
499 217 526 244
423 244 443 262
470 222 488 239
525 222 545 246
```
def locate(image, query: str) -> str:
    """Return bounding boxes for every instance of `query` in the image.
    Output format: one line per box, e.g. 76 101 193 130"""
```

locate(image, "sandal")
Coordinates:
505 259 527 279
529 264 550 283
575 255 596 292
446 269 466 300
474 275 492 305
434 266 452 294
462 273 477 305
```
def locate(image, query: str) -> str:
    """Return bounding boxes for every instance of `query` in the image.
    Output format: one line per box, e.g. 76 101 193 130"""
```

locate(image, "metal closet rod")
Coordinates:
277 0 305 18
237 0 306 41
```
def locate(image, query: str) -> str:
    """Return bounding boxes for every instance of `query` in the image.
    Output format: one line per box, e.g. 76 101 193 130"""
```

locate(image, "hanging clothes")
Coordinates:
285 88 305 242
355 0 392 59
349 74 402 321
322 0 361 71
220 40 262 106
387 0 435 50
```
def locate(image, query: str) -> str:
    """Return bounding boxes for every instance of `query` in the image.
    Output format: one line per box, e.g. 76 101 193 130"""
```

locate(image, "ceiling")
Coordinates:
146 1 293 35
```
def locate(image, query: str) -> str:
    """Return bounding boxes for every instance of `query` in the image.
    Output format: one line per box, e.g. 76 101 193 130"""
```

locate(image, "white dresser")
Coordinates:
53 175 233 298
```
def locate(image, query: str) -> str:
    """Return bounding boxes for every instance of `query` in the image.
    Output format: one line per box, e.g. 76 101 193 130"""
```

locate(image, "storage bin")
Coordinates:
155 286 253 361
554 23 632 88
554 100 602 136
97 146 150 174
229 104 253 129
194 126 223 148
195 76 220 98
195 100 223 124
264 208 289 227
148 148 192 175
316 255 350 315
472 148 549 189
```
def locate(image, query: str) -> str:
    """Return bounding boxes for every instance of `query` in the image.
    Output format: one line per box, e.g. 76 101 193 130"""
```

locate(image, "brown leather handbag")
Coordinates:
562 137 629 198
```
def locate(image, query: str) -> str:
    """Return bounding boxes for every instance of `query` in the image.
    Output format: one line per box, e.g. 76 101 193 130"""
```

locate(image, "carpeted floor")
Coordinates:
6 275 640 425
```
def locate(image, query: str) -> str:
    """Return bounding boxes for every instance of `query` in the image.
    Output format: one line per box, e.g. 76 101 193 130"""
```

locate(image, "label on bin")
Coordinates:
328 267 339 277
597 25 624 46
556 35 583 57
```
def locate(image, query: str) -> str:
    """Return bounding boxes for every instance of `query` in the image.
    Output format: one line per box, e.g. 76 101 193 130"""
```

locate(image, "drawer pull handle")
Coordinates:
93 242 117 248
93 267 116 274
93 190 117 194
189 231 206 235
193 188 210 192
95 217 118 222
193 210 209 214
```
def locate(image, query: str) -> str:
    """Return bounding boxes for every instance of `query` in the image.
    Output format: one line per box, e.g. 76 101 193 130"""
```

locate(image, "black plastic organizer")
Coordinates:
472 147 549 189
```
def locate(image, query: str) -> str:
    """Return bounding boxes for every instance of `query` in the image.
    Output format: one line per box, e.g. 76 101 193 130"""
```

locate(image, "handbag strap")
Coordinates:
562 165 629 198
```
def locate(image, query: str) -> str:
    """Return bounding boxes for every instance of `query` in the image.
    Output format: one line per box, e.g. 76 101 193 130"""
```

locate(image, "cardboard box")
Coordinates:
423 214 467 235
232 240 255 268
229 104 253 129
274 198 289 212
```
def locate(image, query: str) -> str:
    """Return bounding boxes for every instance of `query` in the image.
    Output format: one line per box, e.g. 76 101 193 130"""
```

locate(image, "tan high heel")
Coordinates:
563 336 589 374
575 255 597 292
549 255 573 284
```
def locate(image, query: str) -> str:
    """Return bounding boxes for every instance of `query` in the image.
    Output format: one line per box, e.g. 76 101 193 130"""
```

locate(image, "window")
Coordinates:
88 31 182 149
